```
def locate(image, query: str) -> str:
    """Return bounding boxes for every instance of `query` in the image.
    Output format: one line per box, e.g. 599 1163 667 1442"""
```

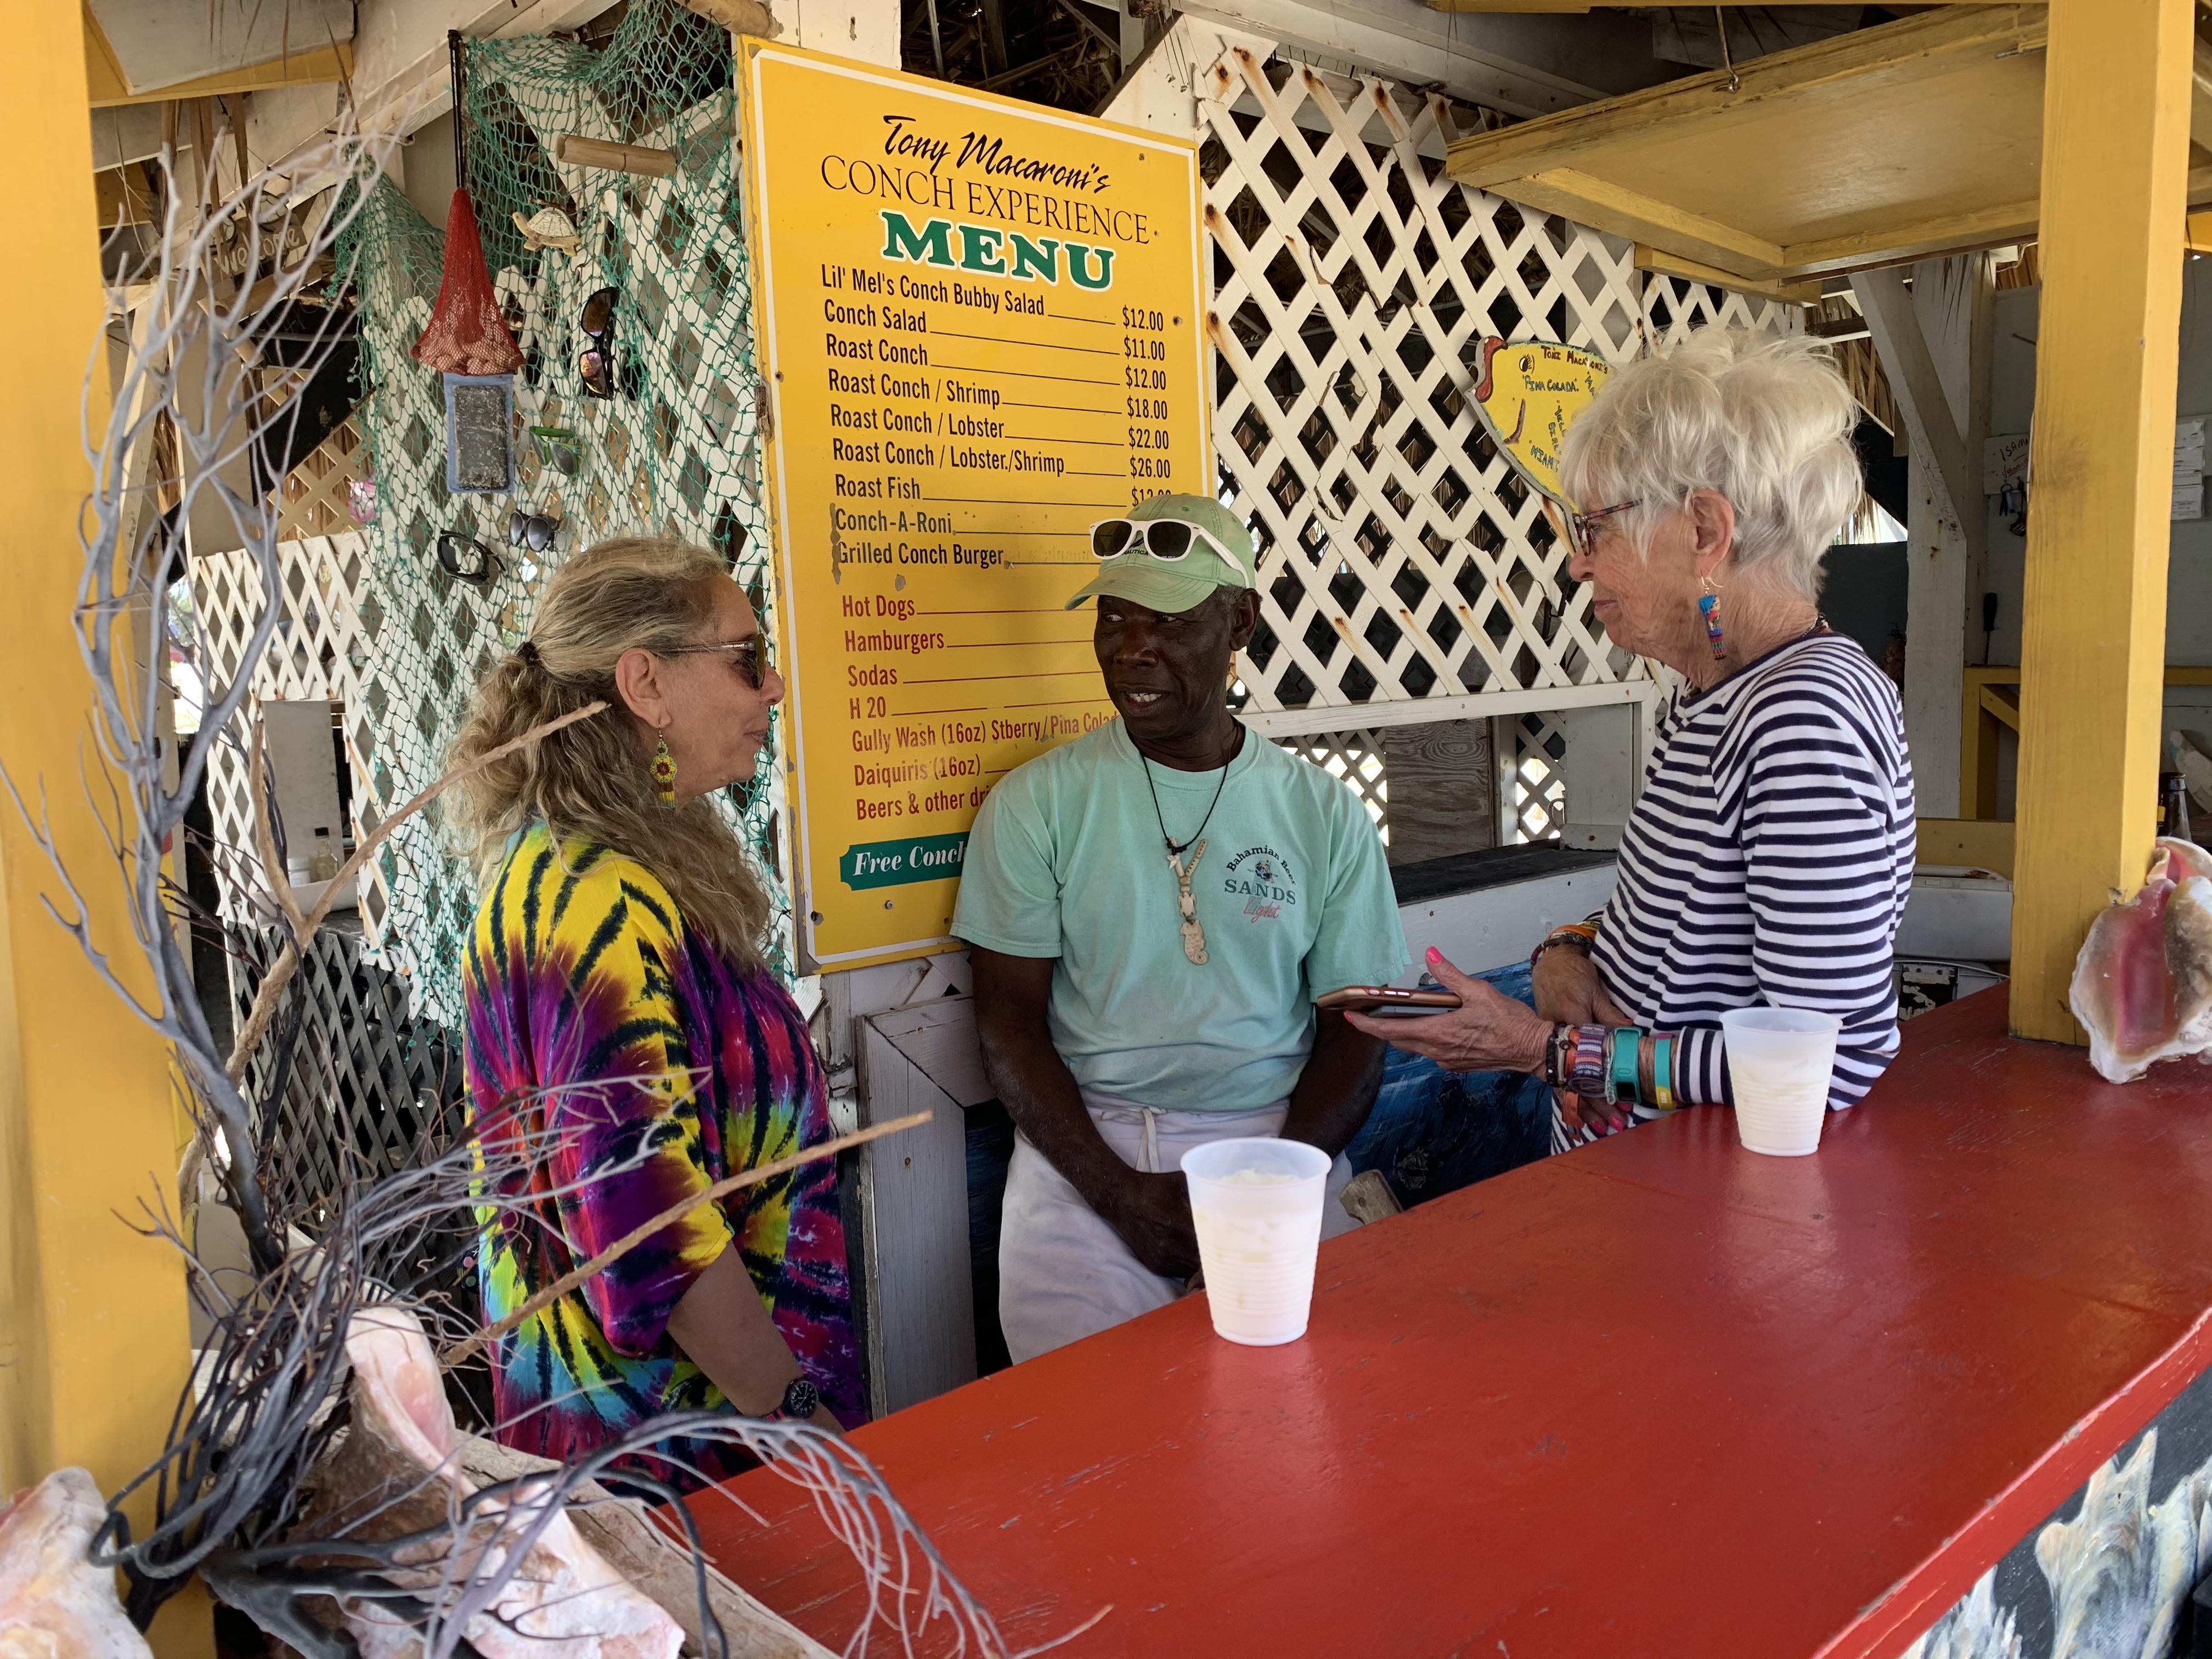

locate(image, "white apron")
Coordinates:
997 1089 1361 1364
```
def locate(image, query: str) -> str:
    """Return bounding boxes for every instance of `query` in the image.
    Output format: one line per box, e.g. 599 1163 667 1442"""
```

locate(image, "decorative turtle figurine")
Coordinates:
512 206 582 255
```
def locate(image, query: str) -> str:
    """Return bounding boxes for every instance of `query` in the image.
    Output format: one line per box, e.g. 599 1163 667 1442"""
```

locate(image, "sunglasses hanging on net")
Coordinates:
436 531 502 587
510 508 561 553
529 425 581 476
578 286 621 399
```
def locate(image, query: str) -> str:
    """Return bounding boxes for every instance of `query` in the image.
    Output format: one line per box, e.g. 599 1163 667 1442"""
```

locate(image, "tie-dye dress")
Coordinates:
462 825 863 1492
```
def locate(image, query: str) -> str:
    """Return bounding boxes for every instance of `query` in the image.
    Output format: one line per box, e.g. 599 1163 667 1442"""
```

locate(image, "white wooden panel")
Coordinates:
856 1008 979 1417
872 997 993 1109
1555 701 1636 851
1397 863 1619 979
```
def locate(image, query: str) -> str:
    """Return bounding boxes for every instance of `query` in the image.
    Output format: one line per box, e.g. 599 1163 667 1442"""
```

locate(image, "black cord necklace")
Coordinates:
1141 741 1233 855
1138 725 1240 965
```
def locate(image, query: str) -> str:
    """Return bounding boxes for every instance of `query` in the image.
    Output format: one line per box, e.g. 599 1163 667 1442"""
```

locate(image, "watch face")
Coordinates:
781 1376 820 1419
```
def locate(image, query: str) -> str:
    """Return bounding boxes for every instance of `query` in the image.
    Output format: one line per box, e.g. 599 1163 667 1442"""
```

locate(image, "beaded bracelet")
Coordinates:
1569 1025 1608 1097
1528 929 1596 972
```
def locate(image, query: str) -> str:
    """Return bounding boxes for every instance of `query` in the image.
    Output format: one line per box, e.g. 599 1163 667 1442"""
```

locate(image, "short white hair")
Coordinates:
1558 328 1863 601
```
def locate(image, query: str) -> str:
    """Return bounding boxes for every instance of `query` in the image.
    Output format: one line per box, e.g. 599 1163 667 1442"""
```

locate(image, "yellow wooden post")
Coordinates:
2011 0 2194 1042
0 3 205 1652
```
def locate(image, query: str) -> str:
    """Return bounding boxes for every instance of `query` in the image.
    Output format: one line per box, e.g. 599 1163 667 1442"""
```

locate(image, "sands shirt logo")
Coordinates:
1223 845 1298 923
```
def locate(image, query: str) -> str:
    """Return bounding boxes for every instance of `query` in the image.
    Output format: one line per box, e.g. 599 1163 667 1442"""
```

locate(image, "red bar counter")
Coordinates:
689 989 2212 1656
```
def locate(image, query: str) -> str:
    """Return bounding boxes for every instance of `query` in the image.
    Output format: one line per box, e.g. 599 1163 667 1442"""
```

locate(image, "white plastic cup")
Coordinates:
1180 1136 1331 1346
1721 1006 1843 1156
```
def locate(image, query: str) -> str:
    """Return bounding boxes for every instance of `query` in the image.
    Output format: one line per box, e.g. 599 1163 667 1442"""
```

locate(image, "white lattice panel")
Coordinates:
1274 730 1388 841
1201 50 1654 735
190 528 374 921
1510 710 1570 843
1641 274 1802 348
276 416 367 540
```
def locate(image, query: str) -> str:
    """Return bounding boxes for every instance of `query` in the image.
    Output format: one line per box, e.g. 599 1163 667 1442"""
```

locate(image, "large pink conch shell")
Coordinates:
0 1466 153 1658
308 1305 684 1659
2069 838 2212 1082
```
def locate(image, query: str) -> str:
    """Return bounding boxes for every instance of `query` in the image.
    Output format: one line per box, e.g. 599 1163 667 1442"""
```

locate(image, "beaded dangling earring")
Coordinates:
1698 576 1728 661
652 736 678 807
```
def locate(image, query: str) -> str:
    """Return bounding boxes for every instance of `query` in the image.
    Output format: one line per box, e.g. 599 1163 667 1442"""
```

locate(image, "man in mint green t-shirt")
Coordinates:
953 494 1408 1363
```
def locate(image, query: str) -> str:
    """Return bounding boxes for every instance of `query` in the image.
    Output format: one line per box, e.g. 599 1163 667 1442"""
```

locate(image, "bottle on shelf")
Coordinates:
308 827 341 884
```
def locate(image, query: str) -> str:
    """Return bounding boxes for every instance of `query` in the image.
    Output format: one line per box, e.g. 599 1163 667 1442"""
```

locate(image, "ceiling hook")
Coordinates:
1715 7 1741 94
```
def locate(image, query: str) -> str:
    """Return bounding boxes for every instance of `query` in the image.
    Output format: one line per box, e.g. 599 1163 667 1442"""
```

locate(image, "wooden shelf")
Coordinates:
1443 6 2212 286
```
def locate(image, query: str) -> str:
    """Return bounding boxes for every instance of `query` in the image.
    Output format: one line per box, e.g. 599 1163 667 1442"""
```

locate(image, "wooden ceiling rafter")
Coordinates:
1443 5 2212 290
82 3 355 108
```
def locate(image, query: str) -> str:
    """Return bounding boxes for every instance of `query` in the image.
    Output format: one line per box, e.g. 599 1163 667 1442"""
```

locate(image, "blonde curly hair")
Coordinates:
444 535 771 972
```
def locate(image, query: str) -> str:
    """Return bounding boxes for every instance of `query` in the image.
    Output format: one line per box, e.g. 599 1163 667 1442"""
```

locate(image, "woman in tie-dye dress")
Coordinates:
448 535 861 1493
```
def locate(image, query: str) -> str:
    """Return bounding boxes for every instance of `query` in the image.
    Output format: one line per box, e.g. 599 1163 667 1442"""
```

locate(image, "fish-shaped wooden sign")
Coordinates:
1470 337 1612 506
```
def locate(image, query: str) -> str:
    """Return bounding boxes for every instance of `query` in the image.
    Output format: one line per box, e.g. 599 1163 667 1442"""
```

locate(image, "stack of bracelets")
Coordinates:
1528 919 1679 1110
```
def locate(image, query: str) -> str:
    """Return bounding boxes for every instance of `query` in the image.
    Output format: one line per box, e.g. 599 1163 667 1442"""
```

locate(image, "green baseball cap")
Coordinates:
1064 493 1259 613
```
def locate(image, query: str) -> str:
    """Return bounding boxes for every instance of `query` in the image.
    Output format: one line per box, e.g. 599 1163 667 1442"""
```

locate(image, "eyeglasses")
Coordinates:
531 425 580 476
1566 499 1640 556
1088 517 1249 583
578 286 618 399
435 531 501 586
510 507 561 553
661 636 773 691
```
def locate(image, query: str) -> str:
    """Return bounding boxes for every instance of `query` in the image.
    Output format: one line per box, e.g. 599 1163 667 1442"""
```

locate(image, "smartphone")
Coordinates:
1315 985 1463 1017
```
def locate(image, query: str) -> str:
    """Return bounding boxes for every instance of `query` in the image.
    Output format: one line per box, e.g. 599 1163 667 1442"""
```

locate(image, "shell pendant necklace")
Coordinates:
1140 728 1237 966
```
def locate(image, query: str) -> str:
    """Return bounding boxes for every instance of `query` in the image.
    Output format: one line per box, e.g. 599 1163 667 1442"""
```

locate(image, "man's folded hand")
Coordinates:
1103 1169 1202 1281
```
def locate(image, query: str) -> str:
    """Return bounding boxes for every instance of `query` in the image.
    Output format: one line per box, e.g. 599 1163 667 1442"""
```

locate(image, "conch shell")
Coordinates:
300 1305 685 1659
456 1437 832 1658
2068 838 2212 1082
0 1466 154 1659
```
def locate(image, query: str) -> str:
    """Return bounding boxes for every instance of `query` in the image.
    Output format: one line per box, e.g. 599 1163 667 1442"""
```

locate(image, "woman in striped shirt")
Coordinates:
1347 329 1915 1147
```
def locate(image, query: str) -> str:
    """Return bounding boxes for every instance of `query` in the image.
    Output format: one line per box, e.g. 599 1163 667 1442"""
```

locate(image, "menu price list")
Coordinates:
747 46 1205 960
815 258 1193 844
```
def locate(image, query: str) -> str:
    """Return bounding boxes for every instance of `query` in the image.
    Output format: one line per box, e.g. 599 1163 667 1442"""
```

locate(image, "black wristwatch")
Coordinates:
768 1376 819 1421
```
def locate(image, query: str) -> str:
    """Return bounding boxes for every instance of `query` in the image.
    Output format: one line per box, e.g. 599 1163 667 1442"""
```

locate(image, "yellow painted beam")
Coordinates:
1979 681 2021 733
3 2 205 1654
1916 818 2017 878
2011 0 2193 1045
80 3 127 103
1443 7 2046 192
1779 195 2046 280
2194 35 2212 157
83 2 353 108
1494 168 1786 278
1633 245 1819 305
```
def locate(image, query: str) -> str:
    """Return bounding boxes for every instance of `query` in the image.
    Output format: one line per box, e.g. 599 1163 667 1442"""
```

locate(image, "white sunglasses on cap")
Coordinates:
1088 517 1251 584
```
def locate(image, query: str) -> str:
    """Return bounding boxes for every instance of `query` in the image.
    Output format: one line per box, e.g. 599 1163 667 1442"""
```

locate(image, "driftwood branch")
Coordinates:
441 1110 931 1371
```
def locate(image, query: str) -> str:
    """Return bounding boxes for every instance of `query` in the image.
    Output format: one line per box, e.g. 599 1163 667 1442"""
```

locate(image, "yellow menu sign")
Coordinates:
740 42 1209 971
1469 337 1612 506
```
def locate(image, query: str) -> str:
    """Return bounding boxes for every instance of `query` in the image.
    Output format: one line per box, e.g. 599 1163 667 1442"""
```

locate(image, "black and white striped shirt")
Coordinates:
1563 632 1915 1149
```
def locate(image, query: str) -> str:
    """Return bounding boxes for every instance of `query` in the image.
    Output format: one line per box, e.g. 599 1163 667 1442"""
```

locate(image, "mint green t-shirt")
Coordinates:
951 720 1409 1113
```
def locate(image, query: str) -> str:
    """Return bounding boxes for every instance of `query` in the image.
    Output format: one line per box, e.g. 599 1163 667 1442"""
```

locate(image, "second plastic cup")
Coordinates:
1181 1136 1331 1346
1720 1006 1843 1156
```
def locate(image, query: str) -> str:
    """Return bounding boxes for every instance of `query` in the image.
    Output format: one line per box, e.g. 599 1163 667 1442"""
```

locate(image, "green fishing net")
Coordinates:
340 0 790 1028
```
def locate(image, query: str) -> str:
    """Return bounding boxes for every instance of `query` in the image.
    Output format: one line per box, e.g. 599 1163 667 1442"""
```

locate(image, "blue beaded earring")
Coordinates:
1698 577 1727 661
